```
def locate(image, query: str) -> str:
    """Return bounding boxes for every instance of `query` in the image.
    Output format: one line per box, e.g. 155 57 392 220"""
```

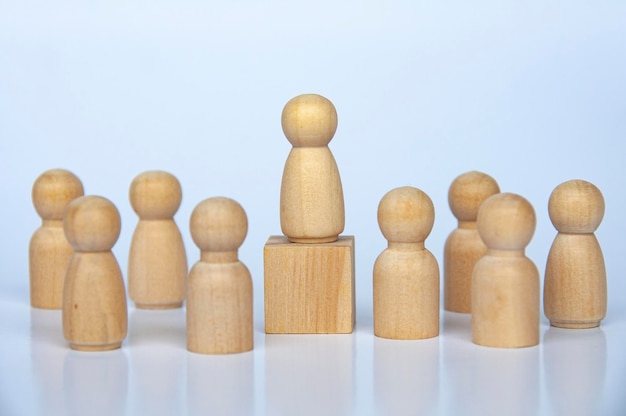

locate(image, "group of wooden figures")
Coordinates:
28 94 606 354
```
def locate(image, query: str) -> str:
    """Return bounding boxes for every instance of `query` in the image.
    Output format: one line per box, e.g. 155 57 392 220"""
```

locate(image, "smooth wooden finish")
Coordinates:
128 171 188 309
444 171 499 313
264 235 355 334
544 180 606 329
374 186 439 340
187 197 253 354
62 196 127 351
280 94 345 243
472 193 539 348
30 169 84 309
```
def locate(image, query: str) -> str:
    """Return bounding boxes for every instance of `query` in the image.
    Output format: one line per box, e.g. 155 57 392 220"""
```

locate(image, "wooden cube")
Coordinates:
264 235 355 334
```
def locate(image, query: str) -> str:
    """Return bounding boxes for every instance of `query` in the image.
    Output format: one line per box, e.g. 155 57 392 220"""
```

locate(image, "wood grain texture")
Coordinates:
472 193 539 348
444 171 499 313
128 171 187 309
187 197 253 354
544 180 606 329
279 94 345 243
62 196 127 351
29 169 84 309
264 235 355 334
374 187 439 340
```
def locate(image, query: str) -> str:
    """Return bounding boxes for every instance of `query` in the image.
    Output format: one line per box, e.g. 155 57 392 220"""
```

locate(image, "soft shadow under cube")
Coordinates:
264 235 355 334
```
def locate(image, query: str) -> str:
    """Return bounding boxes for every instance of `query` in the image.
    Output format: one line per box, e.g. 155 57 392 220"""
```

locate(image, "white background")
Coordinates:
1 1 625 415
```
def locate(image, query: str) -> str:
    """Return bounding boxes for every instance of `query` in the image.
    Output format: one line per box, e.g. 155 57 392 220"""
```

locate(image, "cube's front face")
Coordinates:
264 235 355 334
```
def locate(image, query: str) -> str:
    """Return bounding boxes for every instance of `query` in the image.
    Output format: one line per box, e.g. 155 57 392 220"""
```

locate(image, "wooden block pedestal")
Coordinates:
264 235 355 334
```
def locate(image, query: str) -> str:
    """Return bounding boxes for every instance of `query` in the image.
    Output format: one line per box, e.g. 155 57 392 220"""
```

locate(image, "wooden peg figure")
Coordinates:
30 169 84 309
63 196 128 351
128 170 188 309
187 197 253 354
544 180 606 329
374 186 439 340
280 94 345 243
444 171 500 313
472 193 539 348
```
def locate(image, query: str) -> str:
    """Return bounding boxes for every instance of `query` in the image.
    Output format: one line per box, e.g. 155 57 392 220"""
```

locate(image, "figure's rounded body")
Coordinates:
472 254 539 348
374 247 439 339
63 251 128 351
187 261 253 354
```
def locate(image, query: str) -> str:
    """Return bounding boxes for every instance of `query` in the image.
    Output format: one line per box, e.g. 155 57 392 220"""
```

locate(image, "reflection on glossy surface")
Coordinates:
374 335 439 415
63 348 128 416
30 308 67 416
186 348 254 415
544 326 607 416
265 334 355 415
128 308 186 415
442 312 539 416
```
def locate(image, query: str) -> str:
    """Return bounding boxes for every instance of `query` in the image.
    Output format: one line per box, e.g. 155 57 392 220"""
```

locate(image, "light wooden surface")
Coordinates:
544 180 607 329
128 170 188 309
29 169 84 309
374 186 439 340
279 94 345 243
264 235 355 334
472 193 539 348
62 196 128 351
187 197 253 354
444 171 499 313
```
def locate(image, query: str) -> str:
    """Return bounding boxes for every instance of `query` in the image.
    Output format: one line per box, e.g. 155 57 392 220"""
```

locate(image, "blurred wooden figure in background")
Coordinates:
30 169 84 309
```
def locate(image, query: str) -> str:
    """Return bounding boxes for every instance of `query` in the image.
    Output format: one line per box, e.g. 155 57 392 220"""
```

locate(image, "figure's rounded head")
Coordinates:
548 180 604 233
477 193 536 251
378 186 435 244
281 94 338 147
448 171 500 222
63 196 121 252
190 197 248 252
32 169 84 220
129 170 182 220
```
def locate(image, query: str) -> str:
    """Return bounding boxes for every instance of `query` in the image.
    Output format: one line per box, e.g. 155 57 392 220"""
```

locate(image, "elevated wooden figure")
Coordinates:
444 171 499 313
265 93 355 334
280 93 344 243
128 170 188 309
472 193 539 348
374 186 439 340
63 196 128 351
544 180 606 329
30 169 84 309
187 197 253 354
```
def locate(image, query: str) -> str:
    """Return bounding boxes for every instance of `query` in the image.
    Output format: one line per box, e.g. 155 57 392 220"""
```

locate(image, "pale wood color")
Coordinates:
472 193 539 348
264 235 355 333
187 197 253 354
444 171 500 313
30 169 84 309
280 94 345 243
373 186 439 340
128 170 188 309
544 180 606 329
62 196 127 351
